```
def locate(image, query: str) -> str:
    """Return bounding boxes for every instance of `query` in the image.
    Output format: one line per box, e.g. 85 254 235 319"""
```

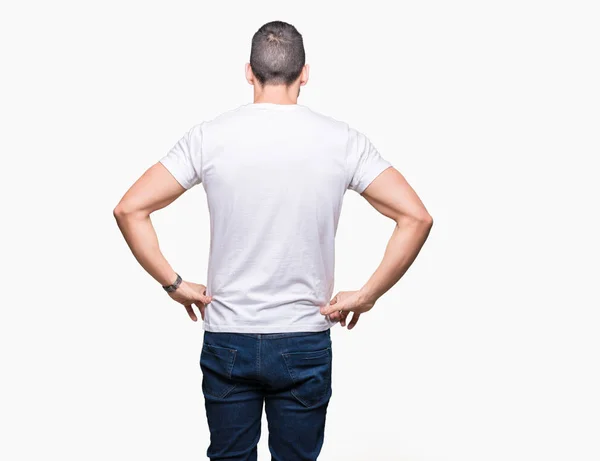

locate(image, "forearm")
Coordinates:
359 214 433 303
113 210 178 287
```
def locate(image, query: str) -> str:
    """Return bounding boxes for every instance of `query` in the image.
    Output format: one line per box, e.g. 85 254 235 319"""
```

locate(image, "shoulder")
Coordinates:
187 104 250 135
206 104 250 125
299 108 374 152
300 105 350 131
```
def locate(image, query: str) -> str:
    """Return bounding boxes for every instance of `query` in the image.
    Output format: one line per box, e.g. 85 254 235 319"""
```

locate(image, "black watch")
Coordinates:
162 273 182 293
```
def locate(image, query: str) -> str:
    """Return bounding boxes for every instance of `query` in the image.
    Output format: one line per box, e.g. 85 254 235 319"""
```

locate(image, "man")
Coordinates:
114 20 433 461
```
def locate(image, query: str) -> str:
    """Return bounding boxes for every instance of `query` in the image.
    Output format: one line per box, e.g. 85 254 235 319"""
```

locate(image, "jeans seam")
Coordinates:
257 336 261 378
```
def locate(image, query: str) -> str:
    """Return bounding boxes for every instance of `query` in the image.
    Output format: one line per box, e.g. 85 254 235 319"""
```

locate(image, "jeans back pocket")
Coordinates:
282 347 332 408
200 343 237 399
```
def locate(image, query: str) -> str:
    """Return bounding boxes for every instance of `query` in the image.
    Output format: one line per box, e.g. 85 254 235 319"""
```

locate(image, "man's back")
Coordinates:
159 102 392 333
114 20 432 461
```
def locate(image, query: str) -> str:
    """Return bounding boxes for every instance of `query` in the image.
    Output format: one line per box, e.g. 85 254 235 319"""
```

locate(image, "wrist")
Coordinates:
358 286 379 306
158 270 178 287
162 273 182 293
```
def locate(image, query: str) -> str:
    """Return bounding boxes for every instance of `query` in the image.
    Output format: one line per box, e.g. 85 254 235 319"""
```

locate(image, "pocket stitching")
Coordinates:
282 348 330 360
202 343 237 360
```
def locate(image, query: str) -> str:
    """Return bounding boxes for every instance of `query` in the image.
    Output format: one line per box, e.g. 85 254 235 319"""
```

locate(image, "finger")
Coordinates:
194 302 206 321
328 309 342 321
202 288 213 303
330 309 345 324
347 312 361 330
184 304 197 322
320 294 337 315
197 294 212 305
321 300 348 316
340 311 349 327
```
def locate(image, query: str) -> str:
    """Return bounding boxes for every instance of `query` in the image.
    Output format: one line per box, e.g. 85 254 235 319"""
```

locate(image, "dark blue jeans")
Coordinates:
200 329 333 461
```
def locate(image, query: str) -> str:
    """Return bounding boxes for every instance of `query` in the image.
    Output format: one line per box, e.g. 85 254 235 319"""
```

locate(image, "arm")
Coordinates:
359 166 433 302
113 162 212 321
321 166 433 328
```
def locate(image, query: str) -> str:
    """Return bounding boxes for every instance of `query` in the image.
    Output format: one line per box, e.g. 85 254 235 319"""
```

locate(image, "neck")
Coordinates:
253 83 299 105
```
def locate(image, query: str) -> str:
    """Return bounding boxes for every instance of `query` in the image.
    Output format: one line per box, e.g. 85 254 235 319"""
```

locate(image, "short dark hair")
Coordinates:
250 21 305 86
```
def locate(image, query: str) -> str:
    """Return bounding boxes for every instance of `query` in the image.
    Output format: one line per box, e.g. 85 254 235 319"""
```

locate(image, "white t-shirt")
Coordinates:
159 102 392 333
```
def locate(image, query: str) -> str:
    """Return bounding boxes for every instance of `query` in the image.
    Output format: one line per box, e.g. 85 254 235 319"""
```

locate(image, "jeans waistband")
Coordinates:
204 329 331 340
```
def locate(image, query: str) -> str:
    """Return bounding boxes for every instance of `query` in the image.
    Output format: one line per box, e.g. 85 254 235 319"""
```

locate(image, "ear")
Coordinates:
245 63 255 85
300 64 309 86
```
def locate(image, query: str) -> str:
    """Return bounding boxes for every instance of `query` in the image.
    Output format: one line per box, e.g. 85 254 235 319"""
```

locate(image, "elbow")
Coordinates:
412 213 433 239
113 202 132 221
113 201 149 222
397 210 433 230
420 212 434 229
113 205 125 221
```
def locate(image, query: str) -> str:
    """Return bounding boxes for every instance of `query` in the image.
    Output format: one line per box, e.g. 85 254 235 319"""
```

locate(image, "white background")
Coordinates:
1 1 599 460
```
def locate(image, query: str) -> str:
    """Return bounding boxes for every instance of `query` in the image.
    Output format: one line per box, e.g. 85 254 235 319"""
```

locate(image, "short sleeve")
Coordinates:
158 124 203 190
346 126 392 194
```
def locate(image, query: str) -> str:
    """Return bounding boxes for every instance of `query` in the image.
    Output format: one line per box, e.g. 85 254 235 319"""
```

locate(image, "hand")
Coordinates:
167 281 212 322
320 290 376 330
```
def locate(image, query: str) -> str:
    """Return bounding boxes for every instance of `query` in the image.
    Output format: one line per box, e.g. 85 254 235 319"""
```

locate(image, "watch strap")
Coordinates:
162 273 182 292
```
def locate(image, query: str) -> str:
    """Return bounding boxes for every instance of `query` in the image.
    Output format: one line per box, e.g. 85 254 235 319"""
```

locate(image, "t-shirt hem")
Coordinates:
202 321 336 333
